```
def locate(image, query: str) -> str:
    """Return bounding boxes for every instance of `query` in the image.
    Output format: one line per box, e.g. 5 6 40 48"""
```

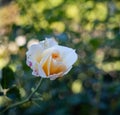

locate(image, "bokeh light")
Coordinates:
0 0 120 114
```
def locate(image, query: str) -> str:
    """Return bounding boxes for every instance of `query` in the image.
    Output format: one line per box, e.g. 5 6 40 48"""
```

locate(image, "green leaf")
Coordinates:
1 67 15 89
90 39 100 50
0 92 4 96
6 87 20 100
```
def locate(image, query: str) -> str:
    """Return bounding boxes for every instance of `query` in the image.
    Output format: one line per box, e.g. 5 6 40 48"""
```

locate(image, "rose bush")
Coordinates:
26 38 78 80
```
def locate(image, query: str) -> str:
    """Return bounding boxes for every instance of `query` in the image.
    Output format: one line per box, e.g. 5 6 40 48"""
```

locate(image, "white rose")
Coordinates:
26 38 78 80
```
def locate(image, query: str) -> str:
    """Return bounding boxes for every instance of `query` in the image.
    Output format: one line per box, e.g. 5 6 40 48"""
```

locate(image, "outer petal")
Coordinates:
32 64 39 76
44 38 58 48
26 44 44 62
38 64 47 78
63 66 72 75
26 44 43 55
63 50 78 68
39 38 58 49
32 70 39 76
49 66 72 80
49 72 63 80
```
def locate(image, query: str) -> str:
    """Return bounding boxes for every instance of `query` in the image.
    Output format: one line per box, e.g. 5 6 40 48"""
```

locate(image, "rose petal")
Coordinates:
32 71 39 76
48 66 72 80
38 64 47 78
52 45 78 68
26 44 43 62
39 52 52 76
39 38 58 49
49 66 72 80
49 72 63 80
44 38 58 48
41 56 51 76
32 69 39 76
63 50 78 68
63 66 72 75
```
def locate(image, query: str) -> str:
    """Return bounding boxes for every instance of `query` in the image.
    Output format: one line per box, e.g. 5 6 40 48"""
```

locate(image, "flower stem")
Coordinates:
27 77 43 99
0 77 43 114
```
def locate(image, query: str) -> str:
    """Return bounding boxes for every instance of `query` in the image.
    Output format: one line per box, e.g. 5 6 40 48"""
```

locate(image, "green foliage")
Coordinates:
0 0 120 114
0 92 4 96
6 87 20 100
1 67 15 89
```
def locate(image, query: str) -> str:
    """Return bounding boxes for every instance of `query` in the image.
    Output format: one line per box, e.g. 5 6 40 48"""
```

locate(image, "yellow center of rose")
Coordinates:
42 52 66 76
52 52 59 59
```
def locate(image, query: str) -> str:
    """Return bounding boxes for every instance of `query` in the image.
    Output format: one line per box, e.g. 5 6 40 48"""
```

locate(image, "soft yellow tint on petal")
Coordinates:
50 60 66 76
42 56 51 76
49 72 63 80
42 54 66 76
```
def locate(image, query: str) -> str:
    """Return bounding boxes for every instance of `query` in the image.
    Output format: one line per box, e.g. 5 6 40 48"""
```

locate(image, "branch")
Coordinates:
0 77 43 114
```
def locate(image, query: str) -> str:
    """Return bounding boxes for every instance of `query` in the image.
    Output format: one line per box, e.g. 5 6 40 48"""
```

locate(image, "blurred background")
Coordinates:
0 0 120 115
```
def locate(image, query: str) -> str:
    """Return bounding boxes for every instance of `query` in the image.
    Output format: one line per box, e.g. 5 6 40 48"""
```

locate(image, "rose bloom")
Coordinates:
26 38 78 80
